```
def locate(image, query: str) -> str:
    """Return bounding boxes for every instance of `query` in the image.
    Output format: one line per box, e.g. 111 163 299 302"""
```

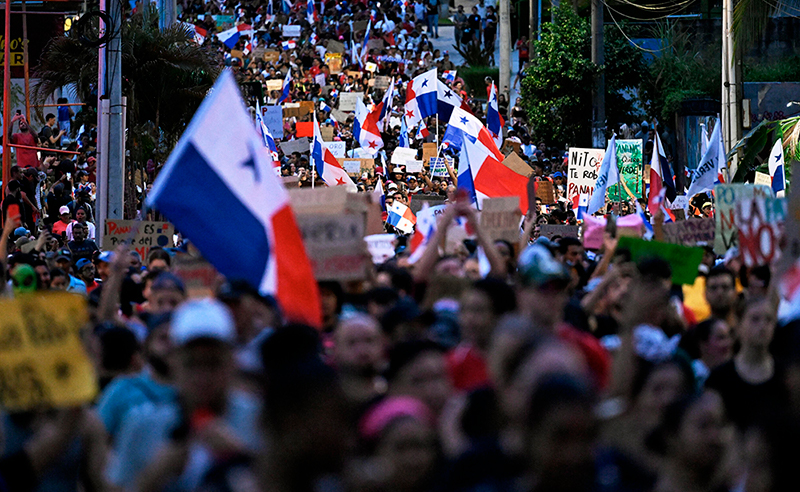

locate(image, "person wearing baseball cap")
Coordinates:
51 205 74 238
54 248 87 294
108 298 263 490
75 258 99 293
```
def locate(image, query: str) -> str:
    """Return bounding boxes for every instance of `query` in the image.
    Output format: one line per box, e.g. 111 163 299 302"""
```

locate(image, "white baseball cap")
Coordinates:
59 205 70 215
171 299 236 346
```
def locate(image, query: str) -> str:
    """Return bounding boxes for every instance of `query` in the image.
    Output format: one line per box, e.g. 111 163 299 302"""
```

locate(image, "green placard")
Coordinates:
608 139 643 201
617 236 704 285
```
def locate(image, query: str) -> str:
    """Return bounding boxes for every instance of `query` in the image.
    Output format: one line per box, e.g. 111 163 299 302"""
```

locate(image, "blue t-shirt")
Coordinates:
96 370 177 440
57 105 71 122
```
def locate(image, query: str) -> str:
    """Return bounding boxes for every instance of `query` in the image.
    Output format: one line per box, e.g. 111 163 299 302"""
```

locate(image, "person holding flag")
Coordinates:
486 81 504 149
311 112 357 191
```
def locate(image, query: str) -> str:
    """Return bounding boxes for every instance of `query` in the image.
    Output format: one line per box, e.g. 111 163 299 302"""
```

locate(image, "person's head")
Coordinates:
516 244 571 329
72 222 86 242
169 299 236 411
148 272 186 315
147 247 172 271
45 113 56 126
695 318 733 369
11 263 38 295
457 4 464 12
75 207 88 224
557 237 583 266
525 373 597 492
738 296 776 351
359 397 438 491
705 265 738 316
318 280 344 322
631 356 696 426
460 278 517 350
58 205 71 223
332 313 385 377
647 391 728 475
32 260 51 289
49 267 68 290
95 251 115 281
386 340 452 415
75 258 95 283
96 324 142 377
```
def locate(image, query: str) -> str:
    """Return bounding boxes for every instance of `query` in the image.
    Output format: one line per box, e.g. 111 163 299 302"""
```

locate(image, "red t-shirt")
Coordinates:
447 343 491 391
51 219 72 237
11 132 39 168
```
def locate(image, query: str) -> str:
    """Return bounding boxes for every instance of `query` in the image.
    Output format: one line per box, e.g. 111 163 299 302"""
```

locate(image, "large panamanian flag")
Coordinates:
147 71 321 328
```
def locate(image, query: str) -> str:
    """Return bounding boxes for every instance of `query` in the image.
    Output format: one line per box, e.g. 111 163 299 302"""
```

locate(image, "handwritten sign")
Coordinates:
405 159 424 173
325 141 346 158
262 105 284 139
374 75 391 90
103 220 174 261
325 52 343 74
714 184 772 254
338 92 363 112
480 197 522 243
0 293 96 411
364 234 396 264
337 158 373 175
736 196 787 266
320 125 334 141
662 218 715 246
295 211 368 280
391 147 417 166
754 171 771 187
430 157 448 177
282 24 301 37
266 79 283 92
567 148 605 206
421 143 438 165
263 50 280 63
535 180 556 205
609 139 643 200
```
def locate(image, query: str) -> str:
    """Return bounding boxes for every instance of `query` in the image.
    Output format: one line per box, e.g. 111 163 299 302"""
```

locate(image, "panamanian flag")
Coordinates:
217 23 252 49
147 71 321 327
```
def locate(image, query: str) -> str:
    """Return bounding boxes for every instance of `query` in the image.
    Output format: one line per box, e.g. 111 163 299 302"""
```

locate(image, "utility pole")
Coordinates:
721 0 741 179
529 0 537 50
591 0 605 148
499 0 511 98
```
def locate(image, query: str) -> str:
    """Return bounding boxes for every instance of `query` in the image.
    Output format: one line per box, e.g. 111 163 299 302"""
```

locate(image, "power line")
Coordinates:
605 5 675 52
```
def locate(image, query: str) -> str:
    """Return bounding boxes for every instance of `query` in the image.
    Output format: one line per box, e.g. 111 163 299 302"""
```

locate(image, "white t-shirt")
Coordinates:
65 221 96 241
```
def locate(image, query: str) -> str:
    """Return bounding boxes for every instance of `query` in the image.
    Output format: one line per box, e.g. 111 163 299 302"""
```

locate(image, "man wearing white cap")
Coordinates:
107 299 262 492
51 205 74 238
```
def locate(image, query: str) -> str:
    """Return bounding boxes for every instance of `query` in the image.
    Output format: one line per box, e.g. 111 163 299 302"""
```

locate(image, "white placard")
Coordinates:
342 160 362 174
338 92 362 112
391 147 417 166
325 141 346 158
405 159 424 173
282 24 301 37
364 234 396 264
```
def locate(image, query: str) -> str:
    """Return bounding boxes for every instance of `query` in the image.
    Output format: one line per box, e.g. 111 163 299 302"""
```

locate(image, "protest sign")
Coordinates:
337 158 373 175
262 105 284 139
391 147 417 166
503 152 533 177
279 137 310 155
736 196 787 266
320 125 334 141
282 24 301 37
326 40 346 54
213 14 234 25
266 79 283 92
0 293 96 411
352 20 369 32
480 197 522 243
500 139 521 156
567 147 605 205
330 108 349 123
535 180 556 205
230 49 245 61
290 187 369 281
325 141 346 158
582 215 606 249
539 225 580 240
365 62 378 72
324 53 343 74
662 218 715 246
617 237 704 285
342 159 362 174
409 194 446 215
421 143 438 165
430 157 448 177
714 184 772 254
339 92 362 112
367 38 383 51
263 51 280 63
405 160 424 173
296 121 314 138
173 255 220 299
608 139 643 200
103 220 174 261
364 234 396 264
283 101 314 117
754 171 771 187
314 73 326 87
374 76 391 90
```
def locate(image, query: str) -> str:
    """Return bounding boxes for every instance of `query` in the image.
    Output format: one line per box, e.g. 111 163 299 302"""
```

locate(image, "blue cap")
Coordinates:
552 171 564 178
75 258 92 270
97 251 116 263
13 227 28 237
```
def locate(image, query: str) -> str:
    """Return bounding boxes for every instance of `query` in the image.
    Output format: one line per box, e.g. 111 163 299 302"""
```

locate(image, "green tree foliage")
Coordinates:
520 5 645 146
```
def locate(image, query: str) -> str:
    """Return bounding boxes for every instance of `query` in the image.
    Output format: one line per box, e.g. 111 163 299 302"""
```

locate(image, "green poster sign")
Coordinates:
617 236 704 285
608 139 643 201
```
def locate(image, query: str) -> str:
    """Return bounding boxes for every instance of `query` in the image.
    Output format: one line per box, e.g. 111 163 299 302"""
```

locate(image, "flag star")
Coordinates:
775 153 782 162
368 141 378 148
241 142 260 182
460 116 468 125
444 90 453 99
336 177 346 185
406 110 414 118
420 79 428 87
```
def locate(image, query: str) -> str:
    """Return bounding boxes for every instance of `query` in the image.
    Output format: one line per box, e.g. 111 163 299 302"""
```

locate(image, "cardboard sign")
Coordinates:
314 73 326 87
736 196 787 266
662 218 715 246
282 24 302 37
617 237 704 285
263 50 280 63
266 79 283 92
500 139 521 156
430 157 448 177
503 152 533 177
374 76 391 90
324 52 343 74
342 159 362 174
391 147 417 166
339 92 362 112
290 187 369 281
364 234 396 264
283 101 314 118
421 143 438 165
539 225 580 240
103 220 175 261
325 141 346 158
409 194 446 215
714 184 773 255
337 158 373 175
480 197 522 243
535 180 556 205
330 108 349 123
320 125 334 141
609 139 643 200
173 255 220 299
230 49 245 60
326 40 346 54
353 20 369 32
567 148 605 206
279 137 310 155
405 159 424 173
754 171 772 187
0 293 96 411
262 105 284 139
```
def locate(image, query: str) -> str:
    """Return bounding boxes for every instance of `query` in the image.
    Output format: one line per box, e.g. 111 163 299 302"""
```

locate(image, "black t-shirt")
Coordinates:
467 14 481 31
485 13 497 34
705 359 787 430
67 239 99 265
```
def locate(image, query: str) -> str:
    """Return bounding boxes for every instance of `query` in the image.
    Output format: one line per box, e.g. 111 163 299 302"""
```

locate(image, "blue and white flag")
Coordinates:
278 69 292 103
147 71 320 327
769 138 786 197
587 134 618 215
686 122 721 200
